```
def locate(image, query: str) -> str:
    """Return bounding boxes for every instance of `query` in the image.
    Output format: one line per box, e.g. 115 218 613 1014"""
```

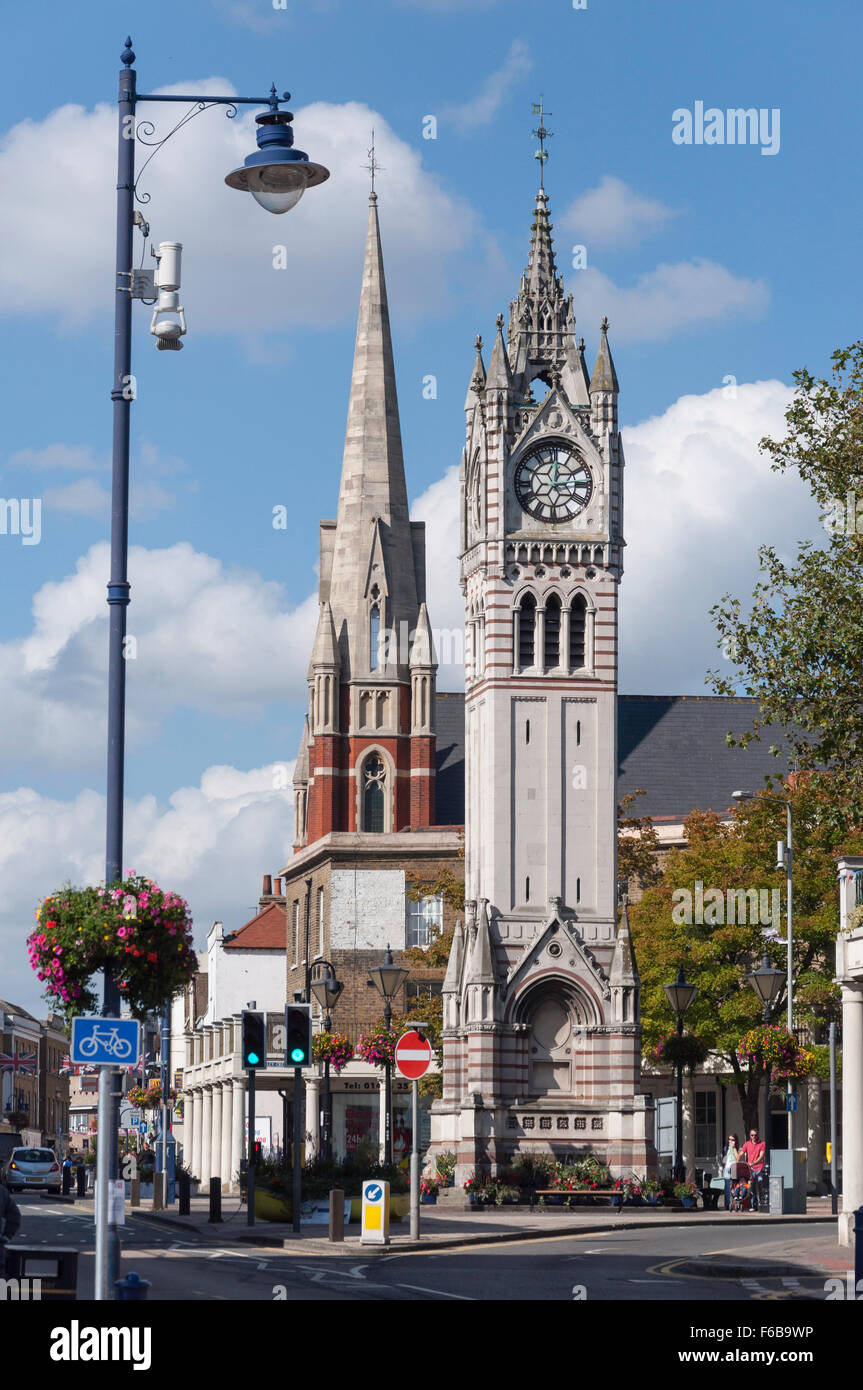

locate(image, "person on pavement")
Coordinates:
739 1128 766 1210
721 1133 740 1210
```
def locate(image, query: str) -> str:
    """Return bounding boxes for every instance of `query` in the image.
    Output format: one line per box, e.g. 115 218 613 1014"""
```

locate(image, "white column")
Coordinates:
191 1089 203 1180
183 1087 195 1178
210 1085 223 1183
379 1076 388 1163
306 1075 320 1160
220 1081 233 1191
231 1078 245 1193
806 1072 826 1194
840 982 863 1245
200 1087 213 1185
682 1073 696 1178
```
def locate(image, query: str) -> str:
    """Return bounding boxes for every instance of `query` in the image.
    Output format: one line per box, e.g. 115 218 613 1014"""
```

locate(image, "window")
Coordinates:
544 594 561 669
292 900 299 964
317 886 325 956
370 606 380 671
405 894 443 948
570 594 587 668
695 1090 717 1160
362 753 386 832
519 593 536 668
405 981 443 1002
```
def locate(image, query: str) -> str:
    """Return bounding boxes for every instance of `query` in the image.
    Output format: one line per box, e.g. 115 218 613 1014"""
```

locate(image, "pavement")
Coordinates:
61 1190 852 1275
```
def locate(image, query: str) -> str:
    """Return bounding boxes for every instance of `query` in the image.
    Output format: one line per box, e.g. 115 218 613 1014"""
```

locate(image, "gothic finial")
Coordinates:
496 312 504 330
122 37 135 66
578 336 585 350
365 129 384 194
531 96 553 190
475 334 483 349
269 83 278 109
601 315 609 334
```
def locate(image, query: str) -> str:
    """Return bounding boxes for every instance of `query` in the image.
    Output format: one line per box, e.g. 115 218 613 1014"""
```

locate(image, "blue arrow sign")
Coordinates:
364 1183 383 1203
787 1093 799 1113
71 1017 140 1066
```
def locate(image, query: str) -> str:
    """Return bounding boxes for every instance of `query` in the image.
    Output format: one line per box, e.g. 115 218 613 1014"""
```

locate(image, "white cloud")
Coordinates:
440 41 533 130
1 540 317 775
0 763 292 1015
0 90 483 337
9 444 100 472
560 176 677 249
620 380 818 692
572 260 769 342
411 465 465 688
43 477 111 517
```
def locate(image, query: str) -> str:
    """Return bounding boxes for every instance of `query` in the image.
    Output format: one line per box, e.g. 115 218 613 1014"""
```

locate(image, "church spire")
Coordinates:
325 192 419 678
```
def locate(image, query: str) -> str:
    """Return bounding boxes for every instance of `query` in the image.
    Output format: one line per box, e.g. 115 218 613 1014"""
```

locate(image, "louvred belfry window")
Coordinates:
519 593 537 668
570 594 587 669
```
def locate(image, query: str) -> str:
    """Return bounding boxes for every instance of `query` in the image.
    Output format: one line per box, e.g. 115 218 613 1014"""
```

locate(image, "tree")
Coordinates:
400 838 465 1097
709 342 863 827
629 776 863 1133
618 790 662 893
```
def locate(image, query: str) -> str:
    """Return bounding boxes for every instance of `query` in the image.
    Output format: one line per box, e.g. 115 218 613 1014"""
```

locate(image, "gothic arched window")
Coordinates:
369 605 380 671
544 593 561 670
362 753 386 832
570 593 587 669
518 593 537 669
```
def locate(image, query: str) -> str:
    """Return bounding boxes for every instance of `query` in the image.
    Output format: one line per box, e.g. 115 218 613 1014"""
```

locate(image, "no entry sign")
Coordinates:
394 1030 433 1081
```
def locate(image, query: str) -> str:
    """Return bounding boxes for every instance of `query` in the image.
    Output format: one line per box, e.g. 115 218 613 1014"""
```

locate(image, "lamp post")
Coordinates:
747 947 785 1209
368 946 409 1164
309 961 344 1162
97 37 328 1301
663 966 698 1183
733 788 795 1144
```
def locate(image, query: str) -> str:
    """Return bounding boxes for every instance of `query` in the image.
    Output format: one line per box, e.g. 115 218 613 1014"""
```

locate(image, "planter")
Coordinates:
421 1193 437 1205
254 1188 292 1222
645 1195 662 1207
680 1195 696 1209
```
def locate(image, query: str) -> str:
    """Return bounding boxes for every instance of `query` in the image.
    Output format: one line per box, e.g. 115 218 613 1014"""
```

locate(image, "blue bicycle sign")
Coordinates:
71 1017 140 1065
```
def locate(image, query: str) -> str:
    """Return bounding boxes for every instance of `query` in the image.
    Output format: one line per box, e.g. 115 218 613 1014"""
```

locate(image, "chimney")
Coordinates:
274 876 283 896
262 874 273 897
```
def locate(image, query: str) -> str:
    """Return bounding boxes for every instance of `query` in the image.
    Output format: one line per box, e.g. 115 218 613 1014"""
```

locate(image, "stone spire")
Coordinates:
307 600 340 679
466 899 496 984
507 187 584 401
609 900 639 986
325 192 420 678
465 334 486 409
293 714 310 787
589 316 619 394
485 314 513 392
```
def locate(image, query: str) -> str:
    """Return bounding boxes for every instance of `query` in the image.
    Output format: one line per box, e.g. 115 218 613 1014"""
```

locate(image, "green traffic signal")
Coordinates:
241 1010 266 1070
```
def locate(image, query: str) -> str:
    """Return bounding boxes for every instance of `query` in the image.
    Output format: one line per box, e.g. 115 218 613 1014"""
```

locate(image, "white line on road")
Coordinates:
395 1283 474 1300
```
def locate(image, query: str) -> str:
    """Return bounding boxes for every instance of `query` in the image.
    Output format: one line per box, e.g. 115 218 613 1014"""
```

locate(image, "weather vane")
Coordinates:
531 97 553 189
365 129 384 193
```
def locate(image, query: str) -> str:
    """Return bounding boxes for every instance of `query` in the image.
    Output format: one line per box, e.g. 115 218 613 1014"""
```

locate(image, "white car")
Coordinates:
4 1147 62 1193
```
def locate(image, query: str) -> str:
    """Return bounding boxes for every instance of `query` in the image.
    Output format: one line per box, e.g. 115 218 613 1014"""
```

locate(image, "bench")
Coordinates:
530 1188 624 1212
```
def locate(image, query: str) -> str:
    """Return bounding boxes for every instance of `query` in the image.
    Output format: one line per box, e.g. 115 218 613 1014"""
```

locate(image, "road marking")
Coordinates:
394 1283 474 1300
256 1261 269 1270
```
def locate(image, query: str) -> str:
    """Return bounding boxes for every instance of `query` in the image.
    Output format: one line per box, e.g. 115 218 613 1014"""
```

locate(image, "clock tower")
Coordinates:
433 162 654 1178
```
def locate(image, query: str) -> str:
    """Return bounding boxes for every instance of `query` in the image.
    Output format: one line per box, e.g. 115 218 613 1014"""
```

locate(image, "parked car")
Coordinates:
4 1147 62 1193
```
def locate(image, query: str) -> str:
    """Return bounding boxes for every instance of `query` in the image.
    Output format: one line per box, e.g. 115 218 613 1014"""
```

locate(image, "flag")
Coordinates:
0 1050 37 1075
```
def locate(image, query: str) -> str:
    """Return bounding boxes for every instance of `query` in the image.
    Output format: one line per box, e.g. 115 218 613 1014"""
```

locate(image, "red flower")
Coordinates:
147 952 158 963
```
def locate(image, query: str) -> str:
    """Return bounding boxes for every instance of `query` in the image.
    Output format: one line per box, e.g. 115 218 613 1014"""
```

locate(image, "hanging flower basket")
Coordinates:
736 1025 815 1080
312 1033 355 1073
649 1033 710 1071
27 875 197 1018
128 1080 176 1110
354 1024 398 1068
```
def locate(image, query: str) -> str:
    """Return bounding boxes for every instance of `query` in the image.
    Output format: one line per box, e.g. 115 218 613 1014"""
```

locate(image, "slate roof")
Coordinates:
434 692 792 826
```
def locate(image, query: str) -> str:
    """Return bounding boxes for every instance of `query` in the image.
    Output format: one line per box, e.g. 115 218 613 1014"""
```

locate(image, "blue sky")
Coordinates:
1 0 859 1011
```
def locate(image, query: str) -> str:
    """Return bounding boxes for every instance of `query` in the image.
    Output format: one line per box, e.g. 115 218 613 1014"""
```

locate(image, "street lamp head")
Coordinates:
663 965 698 1017
732 790 754 802
368 944 409 1002
747 948 785 1010
225 109 329 214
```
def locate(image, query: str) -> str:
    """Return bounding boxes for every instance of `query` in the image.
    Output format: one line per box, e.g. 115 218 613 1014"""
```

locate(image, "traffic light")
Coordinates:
285 1003 311 1067
241 1010 266 1069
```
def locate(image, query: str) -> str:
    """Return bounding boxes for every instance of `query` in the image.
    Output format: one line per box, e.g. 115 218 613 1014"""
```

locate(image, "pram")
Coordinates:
729 1159 753 1211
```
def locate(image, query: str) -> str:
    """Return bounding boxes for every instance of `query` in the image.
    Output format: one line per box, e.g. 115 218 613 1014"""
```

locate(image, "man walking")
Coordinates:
739 1128 767 1211
0 1183 21 1275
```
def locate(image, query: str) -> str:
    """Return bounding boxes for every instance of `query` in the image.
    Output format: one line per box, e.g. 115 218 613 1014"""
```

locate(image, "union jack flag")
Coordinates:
0 1051 37 1075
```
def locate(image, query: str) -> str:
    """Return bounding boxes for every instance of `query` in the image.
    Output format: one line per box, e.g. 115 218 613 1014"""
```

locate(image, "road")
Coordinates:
9 1194 835 1302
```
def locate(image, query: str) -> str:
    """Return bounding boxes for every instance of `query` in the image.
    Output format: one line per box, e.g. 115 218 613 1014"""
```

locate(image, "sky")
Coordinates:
1 0 859 1013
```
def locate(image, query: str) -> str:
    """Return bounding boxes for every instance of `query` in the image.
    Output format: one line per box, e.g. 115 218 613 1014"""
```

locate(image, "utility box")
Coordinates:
770 1148 808 1214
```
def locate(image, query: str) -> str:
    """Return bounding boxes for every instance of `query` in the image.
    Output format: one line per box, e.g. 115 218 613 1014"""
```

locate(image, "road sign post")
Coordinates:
395 1029 434 1243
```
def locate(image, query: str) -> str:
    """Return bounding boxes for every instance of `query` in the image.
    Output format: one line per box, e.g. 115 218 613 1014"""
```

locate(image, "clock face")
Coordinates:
514 441 593 523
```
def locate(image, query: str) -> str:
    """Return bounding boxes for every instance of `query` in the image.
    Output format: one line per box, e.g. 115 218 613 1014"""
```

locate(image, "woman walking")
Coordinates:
722 1133 740 1211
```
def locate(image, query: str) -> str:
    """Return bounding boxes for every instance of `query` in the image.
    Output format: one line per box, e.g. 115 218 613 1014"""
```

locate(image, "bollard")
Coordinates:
178 1168 191 1216
329 1186 344 1242
61 1164 72 1197
855 1206 863 1295
115 1271 150 1301
152 1172 164 1211
208 1176 222 1223
76 1166 87 1198
129 1177 141 1207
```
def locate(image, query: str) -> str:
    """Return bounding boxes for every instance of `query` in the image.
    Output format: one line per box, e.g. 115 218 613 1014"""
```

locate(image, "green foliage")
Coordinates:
708 342 863 825
630 777 863 1132
618 790 662 892
249 1156 409 1200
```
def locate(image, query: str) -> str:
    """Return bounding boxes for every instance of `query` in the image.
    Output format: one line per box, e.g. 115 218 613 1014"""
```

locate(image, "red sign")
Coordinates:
394 1030 433 1081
